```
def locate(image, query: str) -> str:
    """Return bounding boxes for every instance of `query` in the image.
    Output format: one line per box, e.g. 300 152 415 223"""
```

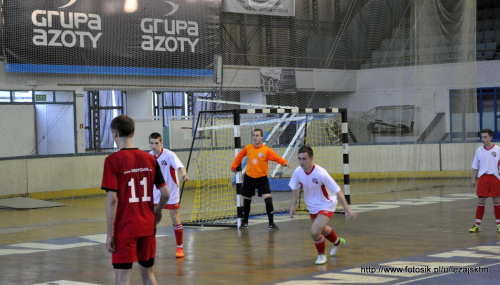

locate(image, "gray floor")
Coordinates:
1 179 499 284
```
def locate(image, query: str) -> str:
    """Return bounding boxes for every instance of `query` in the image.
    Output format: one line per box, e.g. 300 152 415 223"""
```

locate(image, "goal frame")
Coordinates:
180 108 350 228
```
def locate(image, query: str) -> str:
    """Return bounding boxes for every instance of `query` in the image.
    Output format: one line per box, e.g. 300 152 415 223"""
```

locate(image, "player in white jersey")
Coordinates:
469 129 500 233
289 146 357 265
149 132 189 258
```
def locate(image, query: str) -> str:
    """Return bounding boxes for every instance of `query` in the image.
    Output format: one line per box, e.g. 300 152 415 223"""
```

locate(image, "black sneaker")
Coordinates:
269 223 279 230
240 222 248 228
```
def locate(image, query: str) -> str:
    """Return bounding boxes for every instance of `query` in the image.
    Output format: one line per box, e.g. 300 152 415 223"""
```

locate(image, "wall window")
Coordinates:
13 91 32 102
84 90 126 151
0 91 10 102
153 92 189 127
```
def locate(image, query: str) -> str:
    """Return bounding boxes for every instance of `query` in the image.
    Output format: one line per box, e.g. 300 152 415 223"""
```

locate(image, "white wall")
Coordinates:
126 89 153 119
0 105 35 157
132 119 164 150
35 104 75 155
0 142 478 196
240 90 265 107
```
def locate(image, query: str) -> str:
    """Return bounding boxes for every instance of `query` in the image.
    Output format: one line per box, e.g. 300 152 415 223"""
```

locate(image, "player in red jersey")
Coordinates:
102 115 169 285
469 129 500 233
149 132 189 258
289 146 357 265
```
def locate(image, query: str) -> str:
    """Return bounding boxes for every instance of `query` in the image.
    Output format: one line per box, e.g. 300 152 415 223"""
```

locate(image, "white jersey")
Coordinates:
472 144 500 180
288 164 341 214
150 148 184 205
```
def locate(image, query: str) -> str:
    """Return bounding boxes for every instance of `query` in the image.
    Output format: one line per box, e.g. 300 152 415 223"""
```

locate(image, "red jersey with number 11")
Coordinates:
101 148 166 239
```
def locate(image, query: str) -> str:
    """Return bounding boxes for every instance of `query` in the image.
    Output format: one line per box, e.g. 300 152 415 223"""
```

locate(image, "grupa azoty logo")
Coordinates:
164 1 179 16
140 0 199 53
59 0 77 9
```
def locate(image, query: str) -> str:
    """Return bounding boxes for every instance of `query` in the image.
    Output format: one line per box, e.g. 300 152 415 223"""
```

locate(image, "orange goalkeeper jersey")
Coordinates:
231 144 288 178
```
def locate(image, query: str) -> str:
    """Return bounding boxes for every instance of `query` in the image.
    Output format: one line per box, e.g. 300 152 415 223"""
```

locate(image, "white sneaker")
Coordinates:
315 254 327 265
330 238 345 256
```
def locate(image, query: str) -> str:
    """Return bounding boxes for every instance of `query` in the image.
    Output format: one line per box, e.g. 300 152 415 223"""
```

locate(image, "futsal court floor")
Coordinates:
1 178 499 284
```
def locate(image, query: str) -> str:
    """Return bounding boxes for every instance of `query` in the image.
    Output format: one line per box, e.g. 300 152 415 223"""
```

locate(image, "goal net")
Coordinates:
182 108 349 227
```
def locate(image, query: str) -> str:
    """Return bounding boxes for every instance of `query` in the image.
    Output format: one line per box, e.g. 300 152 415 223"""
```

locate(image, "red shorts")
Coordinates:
310 210 334 219
155 203 180 210
165 202 180 210
112 235 156 264
477 174 500 197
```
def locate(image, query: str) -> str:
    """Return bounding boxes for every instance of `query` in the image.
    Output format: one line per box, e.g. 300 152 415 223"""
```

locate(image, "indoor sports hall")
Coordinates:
1 0 500 284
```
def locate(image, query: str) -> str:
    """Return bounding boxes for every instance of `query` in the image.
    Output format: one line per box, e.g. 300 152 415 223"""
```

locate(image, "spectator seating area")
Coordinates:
361 0 499 69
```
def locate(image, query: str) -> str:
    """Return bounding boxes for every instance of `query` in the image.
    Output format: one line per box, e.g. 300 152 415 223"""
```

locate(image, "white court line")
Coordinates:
32 281 101 285
0 248 47 256
79 234 168 243
9 242 98 250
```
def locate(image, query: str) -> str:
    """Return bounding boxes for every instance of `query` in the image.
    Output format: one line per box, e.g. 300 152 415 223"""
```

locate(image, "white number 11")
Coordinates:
128 177 151 203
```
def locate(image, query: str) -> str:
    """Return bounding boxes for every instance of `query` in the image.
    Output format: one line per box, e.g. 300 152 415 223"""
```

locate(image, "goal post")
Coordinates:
181 108 350 227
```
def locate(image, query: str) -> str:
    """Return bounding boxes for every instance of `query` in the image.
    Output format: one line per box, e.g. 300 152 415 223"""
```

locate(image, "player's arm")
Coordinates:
178 167 189 181
290 189 300 218
154 185 169 212
288 172 300 218
472 168 479 187
267 148 289 167
231 147 248 172
171 152 189 181
105 191 118 253
336 191 357 221
153 162 170 225
154 184 169 226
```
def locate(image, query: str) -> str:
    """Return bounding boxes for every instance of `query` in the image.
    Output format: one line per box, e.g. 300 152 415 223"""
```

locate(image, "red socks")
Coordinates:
174 224 183 247
494 203 500 225
314 236 326 255
475 203 485 225
324 226 340 245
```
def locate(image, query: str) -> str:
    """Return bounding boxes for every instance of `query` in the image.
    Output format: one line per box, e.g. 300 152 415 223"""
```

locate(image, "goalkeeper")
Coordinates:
231 128 288 230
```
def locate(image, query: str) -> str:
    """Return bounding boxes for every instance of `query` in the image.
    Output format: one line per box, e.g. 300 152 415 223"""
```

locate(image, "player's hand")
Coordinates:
289 207 296 218
283 163 289 167
345 210 358 222
155 210 163 225
182 174 190 181
106 235 116 253
472 179 476 187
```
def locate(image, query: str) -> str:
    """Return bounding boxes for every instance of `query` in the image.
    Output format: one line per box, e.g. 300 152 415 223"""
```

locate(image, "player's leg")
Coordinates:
241 175 255 227
169 208 184 258
318 217 345 256
262 193 278 230
489 177 500 232
112 237 137 285
470 197 486 232
243 197 252 227
114 268 132 285
471 175 489 232
138 262 157 285
137 235 158 285
310 214 330 264
260 176 278 230
493 197 500 232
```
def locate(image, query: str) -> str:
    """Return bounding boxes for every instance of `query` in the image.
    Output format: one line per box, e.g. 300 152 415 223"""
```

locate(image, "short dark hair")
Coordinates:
149 132 162 141
253 129 263 137
298 146 313 157
110 115 135 137
481 129 493 137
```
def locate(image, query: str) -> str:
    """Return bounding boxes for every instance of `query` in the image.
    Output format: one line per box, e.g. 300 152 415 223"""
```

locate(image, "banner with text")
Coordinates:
224 0 295 17
260 68 296 95
2 0 219 76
